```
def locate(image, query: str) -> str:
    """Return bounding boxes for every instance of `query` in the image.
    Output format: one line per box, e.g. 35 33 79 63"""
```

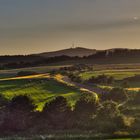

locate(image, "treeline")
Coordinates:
0 55 79 69
0 49 140 69
86 49 140 59
0 88 139 136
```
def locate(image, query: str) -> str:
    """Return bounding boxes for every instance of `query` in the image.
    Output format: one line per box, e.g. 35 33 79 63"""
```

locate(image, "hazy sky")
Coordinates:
0 0 140 55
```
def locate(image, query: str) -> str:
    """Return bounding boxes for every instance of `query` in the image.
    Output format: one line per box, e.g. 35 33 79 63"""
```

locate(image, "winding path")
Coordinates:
61 76 104 95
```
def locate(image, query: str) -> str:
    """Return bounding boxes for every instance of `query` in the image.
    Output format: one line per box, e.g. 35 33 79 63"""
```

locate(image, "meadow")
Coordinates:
0 75 82 111
0 65 71 79
79 69 140 81
0 65 140 111
0 64 140 139
79 69 140 89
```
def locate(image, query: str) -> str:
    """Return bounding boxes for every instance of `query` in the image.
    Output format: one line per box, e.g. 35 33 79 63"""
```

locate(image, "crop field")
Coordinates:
0 75 82 111
0 66 140 139
79 69 140 80
0 65 71 79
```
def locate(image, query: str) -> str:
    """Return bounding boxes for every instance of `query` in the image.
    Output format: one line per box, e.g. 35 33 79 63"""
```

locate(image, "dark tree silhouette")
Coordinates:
73 93 99 128
42 96 72 129
0 94 8 107
94 100 125 133
3 95 36 131
108 88 128 102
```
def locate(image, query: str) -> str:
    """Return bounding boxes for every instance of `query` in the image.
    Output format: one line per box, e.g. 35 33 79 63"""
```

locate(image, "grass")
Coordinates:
0 65 71 79
80 69 140 81
109 138 140 140
0 76 82 111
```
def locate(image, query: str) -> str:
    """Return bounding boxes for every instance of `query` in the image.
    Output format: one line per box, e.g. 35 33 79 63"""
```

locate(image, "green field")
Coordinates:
0 65 71 79
79 69 140 80
0 77 82 111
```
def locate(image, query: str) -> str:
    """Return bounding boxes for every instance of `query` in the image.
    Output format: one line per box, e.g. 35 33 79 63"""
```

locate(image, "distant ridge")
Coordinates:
0 48 140 69
38 47 96 57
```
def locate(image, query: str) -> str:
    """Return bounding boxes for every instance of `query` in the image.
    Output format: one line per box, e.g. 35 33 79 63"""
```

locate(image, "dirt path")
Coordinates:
62 76 104 95
0 73 104 95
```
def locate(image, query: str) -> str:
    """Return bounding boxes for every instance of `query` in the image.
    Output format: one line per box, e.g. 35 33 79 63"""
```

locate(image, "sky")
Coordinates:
0 0 140 55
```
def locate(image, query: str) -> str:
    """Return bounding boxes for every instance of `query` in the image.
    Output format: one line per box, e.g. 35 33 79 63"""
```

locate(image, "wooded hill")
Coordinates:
0 48 140 69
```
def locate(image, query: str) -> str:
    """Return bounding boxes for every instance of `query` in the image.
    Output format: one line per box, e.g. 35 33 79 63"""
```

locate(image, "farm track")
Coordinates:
62 76 104 95
0 73 139 95
0 73 100 100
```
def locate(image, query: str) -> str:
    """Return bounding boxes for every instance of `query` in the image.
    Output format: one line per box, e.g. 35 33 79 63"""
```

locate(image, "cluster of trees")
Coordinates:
87 49 140 59
87 74 114 85
60 64 93 73
0 55 80 70
0 88 139 136
68 74 115 85
68 74 82 83
0 49 140 70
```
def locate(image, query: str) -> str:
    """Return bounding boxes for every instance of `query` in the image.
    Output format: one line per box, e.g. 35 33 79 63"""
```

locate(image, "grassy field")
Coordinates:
0 75 82 111
79 69 140 81
0 65 71 79
0 65 140 111
0 65 140 139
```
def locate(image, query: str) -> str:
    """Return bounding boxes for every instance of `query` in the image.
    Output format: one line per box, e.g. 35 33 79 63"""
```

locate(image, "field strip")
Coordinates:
94 69 140 72
0 73 50 81
0 73 139 93
127 88 140 91
54 74 99 101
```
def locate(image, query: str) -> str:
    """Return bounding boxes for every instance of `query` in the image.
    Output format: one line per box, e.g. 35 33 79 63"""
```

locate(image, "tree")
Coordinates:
97 101 120 119
73 93 99 128
94 101 125 133
132 91 140 105
106 88 128 102
9 95 35 111
42 96 72 129
4 95 36 131
121 80 130 88
0 94 8 107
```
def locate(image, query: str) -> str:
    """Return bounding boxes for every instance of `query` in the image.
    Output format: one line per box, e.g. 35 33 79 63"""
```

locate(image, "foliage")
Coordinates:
101 88 128 102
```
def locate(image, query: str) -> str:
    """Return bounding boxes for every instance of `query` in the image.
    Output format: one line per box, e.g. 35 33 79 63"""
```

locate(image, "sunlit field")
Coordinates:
79 69 140 80
0 75 82 111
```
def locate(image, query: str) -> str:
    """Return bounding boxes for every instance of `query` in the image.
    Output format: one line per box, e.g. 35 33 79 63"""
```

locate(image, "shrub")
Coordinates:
73 93 100 128
102 88 128 102
0 94 8 107
3 95 36 131
88 74 114 85
42 96 72 129
94 101 125 133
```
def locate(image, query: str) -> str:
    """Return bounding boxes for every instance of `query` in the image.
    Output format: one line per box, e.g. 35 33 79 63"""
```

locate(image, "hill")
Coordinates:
0 48 140 69
38 47 96 57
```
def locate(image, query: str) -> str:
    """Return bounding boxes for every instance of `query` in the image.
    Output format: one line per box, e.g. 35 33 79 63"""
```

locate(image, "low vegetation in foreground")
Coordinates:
0 64 139 139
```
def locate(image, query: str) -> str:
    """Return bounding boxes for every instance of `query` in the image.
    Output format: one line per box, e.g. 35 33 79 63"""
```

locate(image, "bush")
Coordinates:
102 88 128 102
97 100 120 119
42 96 72 129
94 101 125 133
3 95 36 131
73 93 99 128
131 91 140 105
9 95 35 111
0 94 8 107
88 74 114 85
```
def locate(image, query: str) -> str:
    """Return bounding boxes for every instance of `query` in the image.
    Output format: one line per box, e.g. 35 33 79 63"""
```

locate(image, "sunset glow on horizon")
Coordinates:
0 0 140 55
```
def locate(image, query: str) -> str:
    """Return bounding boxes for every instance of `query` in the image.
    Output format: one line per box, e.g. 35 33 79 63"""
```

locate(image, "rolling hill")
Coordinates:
38 47 96 57
0 48 140 70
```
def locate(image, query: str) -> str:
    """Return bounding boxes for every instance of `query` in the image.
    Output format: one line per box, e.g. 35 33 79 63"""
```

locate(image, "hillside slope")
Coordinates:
38 47 96 57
